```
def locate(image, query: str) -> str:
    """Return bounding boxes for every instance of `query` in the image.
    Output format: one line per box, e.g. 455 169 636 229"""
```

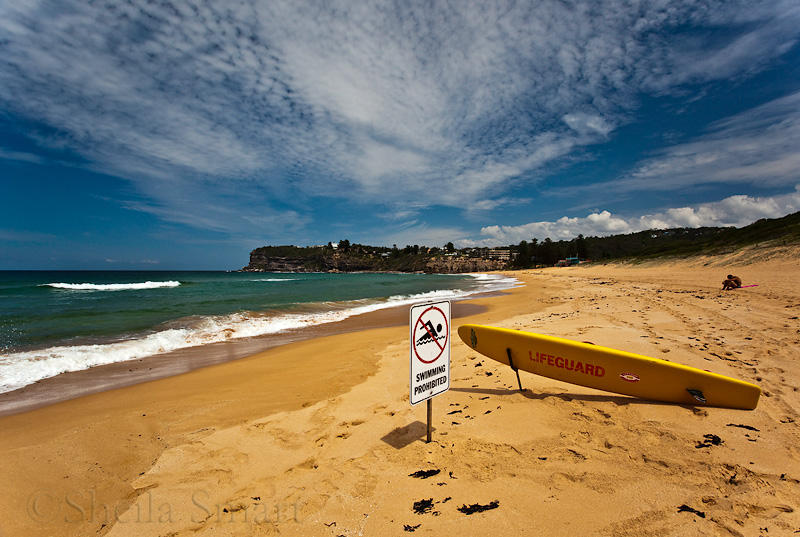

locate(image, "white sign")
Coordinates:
409 300 451 405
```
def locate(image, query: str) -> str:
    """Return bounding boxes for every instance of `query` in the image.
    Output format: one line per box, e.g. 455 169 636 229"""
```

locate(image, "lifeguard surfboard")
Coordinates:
458 324 760 410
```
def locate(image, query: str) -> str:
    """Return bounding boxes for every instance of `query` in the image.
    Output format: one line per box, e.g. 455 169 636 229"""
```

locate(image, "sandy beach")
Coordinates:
2 248 799 537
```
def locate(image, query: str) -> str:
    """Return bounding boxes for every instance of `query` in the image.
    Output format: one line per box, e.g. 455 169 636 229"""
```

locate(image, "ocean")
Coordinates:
0 270 517 394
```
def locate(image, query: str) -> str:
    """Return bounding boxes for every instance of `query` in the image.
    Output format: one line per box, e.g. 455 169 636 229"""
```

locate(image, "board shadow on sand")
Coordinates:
449 386 706 410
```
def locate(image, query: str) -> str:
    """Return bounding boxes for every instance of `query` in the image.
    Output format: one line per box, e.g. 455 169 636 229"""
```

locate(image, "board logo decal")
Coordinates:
470 328 478 349
620 372 640 382
529 350 605 377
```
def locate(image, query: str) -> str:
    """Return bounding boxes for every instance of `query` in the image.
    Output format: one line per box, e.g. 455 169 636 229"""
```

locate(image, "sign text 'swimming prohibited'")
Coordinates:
410 300 451 405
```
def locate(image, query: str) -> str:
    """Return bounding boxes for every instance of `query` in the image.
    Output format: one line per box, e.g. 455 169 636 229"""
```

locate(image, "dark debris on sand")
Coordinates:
413 498 435 514
695 434 724 448
726 423 760 432
403 523 421 532
677 504 706 518
409 469 441 479
458 500 500 515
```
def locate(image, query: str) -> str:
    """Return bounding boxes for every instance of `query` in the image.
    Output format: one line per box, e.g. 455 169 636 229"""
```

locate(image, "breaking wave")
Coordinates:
43 281 181 291
2 273 519 393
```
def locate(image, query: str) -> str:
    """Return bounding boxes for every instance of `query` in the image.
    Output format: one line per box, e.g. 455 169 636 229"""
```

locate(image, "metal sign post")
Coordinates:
427 399 432 443
410 300 451 443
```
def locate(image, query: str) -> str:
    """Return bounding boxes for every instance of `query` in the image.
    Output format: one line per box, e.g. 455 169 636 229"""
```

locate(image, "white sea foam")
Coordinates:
1 274 519 394
250 278 298 282
43 281 181 291
466 272 522 291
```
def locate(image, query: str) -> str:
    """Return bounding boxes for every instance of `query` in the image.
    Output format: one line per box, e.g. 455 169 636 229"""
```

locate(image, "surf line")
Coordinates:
414 364 447 395
529 350 606 377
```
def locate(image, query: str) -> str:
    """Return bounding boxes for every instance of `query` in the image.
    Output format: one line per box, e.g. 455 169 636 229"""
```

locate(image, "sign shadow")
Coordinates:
380 420 436 450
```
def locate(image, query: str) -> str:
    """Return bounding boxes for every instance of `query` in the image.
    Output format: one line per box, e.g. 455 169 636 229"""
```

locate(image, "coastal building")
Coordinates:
556 257 581 267
486 249 512 261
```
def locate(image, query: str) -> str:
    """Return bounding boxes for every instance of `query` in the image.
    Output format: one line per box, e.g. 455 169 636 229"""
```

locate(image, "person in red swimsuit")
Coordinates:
722 274 742 290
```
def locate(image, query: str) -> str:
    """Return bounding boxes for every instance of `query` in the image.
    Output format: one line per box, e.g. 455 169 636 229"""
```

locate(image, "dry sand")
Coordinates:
2 250 799 536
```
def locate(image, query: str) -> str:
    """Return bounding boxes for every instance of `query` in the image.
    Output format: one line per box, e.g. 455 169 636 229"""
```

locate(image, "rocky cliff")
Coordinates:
242 246 507 273
423 257 506 273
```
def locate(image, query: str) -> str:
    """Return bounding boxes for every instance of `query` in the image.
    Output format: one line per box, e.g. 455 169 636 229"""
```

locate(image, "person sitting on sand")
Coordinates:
722 274 742 290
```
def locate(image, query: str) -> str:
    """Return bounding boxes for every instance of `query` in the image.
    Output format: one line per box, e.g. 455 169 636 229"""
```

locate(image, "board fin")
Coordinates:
687 389 706 404
506 348 523 391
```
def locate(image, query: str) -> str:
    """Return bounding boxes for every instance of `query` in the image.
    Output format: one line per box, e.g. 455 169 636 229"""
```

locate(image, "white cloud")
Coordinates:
643 1 800 90
551 90 800 199
469 197 532 212
480 210 631 244
563 113 614 137
477 186 800 245
631 91 800 188
0 0 798 237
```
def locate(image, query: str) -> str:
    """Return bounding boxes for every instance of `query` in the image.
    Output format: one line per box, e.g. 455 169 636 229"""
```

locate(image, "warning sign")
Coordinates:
410 300 451 405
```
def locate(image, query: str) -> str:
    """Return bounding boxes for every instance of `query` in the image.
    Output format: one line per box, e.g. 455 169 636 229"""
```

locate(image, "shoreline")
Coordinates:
0 300 491 416
2 256 799 537
0 273 516 415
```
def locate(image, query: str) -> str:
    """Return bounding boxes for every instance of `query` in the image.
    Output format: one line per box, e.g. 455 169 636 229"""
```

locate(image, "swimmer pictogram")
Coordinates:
416 320 446 346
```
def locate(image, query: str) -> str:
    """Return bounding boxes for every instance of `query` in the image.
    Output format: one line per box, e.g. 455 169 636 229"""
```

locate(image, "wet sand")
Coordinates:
1 249 799 537
0 302 489 416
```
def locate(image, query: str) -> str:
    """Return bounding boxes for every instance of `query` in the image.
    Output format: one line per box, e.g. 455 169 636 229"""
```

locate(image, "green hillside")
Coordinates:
508 211 800 267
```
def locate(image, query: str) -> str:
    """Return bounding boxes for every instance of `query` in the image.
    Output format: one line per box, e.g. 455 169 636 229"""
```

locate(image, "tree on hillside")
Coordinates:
514 240 530 268
538 237 557 266
576 234 588 259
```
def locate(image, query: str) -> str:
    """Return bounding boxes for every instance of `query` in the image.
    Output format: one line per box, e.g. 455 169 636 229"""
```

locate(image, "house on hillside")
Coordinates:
486 249 512 261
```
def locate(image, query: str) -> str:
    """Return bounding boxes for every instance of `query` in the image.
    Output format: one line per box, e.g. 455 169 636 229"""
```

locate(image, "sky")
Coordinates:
1 0 799 270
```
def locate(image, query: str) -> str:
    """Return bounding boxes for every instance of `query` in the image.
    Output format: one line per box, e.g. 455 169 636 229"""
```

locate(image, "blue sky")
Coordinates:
1 0 800 270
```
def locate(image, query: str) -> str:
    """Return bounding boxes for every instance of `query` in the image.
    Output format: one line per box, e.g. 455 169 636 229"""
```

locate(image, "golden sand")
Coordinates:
2 251 799 536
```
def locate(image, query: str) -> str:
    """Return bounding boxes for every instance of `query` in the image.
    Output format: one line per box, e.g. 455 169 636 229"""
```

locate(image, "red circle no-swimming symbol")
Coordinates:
412 306 449 364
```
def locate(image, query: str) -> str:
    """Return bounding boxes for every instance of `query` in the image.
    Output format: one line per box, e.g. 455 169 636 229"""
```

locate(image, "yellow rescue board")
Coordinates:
458 324 760 410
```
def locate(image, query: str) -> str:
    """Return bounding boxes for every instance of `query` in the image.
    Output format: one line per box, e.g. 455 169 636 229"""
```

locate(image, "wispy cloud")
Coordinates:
477 185 800 245
623 91 800 191
0 148 45 165
0 229 57 243
1 1 798 238
376 223 474 250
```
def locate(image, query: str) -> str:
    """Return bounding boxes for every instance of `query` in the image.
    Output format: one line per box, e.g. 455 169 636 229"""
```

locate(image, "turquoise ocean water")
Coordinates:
0 271 517 394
